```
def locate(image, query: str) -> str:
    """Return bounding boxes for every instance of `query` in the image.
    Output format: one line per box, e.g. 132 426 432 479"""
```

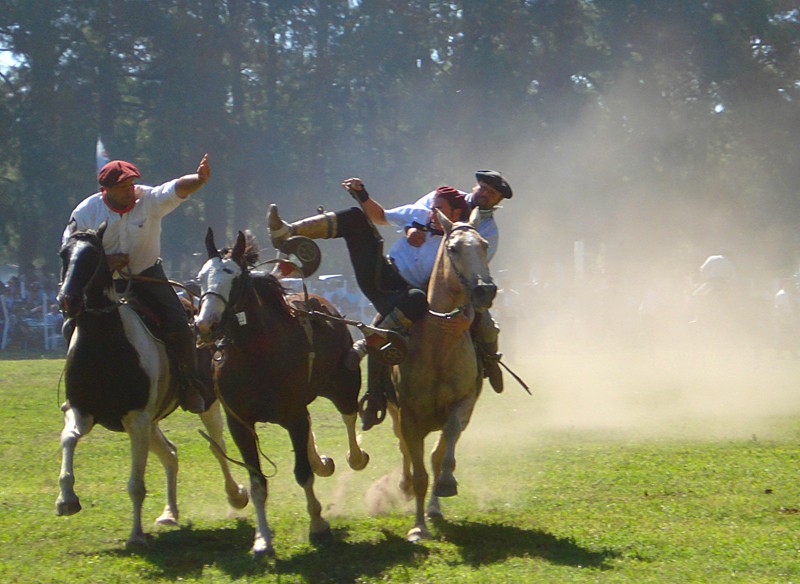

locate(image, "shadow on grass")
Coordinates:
93 520 425 583
89 517 618 581
434 518 619 570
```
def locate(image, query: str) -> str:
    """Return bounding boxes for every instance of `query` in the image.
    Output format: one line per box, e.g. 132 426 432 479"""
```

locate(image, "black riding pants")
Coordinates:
114 261 192 342
334 208 427 322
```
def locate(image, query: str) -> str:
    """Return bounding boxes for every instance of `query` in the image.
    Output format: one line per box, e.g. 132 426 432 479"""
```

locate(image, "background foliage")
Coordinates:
0 1 799 283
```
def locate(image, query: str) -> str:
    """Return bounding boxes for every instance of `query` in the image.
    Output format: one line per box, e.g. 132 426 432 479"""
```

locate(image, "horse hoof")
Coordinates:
427 507 443 519
228 485 249 510
155 512 178 526
407 526 431 543
252 544 275 560
347 450 369 471
126 534 150 549
315 456 335 477
433 481 458 498
56 498 81 516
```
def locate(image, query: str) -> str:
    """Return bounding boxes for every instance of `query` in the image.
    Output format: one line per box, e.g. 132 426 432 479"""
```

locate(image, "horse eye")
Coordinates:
223 268 234 274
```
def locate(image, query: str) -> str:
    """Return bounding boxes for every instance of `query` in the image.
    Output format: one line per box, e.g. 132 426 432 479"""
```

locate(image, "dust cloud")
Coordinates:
459 84 800 445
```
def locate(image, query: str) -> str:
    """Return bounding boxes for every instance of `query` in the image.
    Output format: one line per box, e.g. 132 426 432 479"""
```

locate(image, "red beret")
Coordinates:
433 186 470 221
98 160 141 188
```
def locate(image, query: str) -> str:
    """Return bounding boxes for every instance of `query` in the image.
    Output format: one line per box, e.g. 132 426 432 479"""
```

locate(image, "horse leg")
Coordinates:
400 416 431 542
227 417 273 558
148 423 179 526
199 400 248 509
433 414 460 498
305 414 335 477
56 406 94 516
288 416 331 542
427 435 447 518
388 403 413 500
341 412 369 471
121 410 152 548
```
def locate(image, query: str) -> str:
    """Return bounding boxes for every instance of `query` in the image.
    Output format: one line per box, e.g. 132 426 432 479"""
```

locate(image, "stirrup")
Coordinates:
358 392 386 431
364 329 407 365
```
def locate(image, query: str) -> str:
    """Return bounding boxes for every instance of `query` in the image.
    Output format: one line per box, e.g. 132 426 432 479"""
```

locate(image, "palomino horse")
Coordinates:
55 223 248 548
194 228 369 558
387 207 497 542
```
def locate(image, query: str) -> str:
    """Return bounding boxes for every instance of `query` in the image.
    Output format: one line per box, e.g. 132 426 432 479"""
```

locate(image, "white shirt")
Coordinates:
62 179 182 276
414 189 499 262
384 204 442 289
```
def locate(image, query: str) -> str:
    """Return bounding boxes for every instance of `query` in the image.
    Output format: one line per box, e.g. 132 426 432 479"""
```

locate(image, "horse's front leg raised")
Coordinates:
149 423 179 526
433 414 461 498
305 415 335 478
121 410 153 548
289 415 331 543
341 412 369 471
56 406 94 517
228 417 273 558
199 400 248 509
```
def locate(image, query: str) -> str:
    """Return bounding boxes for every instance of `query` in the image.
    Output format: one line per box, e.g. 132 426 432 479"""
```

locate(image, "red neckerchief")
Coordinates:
101 189 136 215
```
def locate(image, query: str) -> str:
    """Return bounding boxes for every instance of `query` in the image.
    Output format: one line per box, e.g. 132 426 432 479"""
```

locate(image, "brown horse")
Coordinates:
387 207 497 541
194 228 369 558
55 223 248 548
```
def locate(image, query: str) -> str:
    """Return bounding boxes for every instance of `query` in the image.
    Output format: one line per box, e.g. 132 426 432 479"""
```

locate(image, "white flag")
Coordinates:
96 135 110 173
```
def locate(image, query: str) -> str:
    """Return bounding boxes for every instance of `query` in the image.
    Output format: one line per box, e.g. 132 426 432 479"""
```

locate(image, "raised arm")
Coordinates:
340 177 389 225
176 153 211 199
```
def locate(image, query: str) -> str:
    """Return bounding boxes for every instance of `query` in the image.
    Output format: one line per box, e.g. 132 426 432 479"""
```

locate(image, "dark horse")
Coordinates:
194 228 369 558
55 223 248 548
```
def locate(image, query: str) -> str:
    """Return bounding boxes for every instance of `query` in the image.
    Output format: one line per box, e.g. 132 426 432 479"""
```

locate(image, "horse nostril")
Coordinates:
473 283 497 308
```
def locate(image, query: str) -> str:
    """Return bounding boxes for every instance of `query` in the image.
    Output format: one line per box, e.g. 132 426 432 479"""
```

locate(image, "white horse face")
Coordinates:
194 256 242 344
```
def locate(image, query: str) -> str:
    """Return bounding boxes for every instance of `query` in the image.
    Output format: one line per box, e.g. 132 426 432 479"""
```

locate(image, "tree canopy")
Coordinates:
0 0 798 284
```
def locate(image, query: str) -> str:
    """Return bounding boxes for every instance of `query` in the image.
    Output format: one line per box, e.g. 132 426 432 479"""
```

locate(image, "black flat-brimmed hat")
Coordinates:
475 170 512 199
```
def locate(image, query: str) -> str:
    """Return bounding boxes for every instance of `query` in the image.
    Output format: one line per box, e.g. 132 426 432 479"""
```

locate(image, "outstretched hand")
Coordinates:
196 153 210 184
341 177 364 192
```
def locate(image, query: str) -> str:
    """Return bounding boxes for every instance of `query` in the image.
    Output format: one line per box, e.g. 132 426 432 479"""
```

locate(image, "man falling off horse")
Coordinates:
267 170 513 430
62 154 212 413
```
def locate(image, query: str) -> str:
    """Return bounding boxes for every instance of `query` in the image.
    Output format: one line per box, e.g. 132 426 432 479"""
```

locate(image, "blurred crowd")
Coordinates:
3 255 800 360
0 272 64 354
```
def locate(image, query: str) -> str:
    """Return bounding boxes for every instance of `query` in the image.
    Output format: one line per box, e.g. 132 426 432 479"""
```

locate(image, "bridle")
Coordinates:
197 262 252 345
428 223 487 320
59 233 120 317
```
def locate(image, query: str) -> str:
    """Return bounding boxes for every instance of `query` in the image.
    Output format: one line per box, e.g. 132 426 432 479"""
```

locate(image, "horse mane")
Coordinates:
221 233 294 317
251 273 294 316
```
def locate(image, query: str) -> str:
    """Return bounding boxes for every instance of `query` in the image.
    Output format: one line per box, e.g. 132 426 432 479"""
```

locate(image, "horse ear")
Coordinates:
468 206 482 229
438 209 454 236
97 220 108 241
205 228 220 259
231 231 247 264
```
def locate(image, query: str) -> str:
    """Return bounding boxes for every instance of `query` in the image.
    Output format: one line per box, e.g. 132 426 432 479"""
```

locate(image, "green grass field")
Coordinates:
2 350 800 583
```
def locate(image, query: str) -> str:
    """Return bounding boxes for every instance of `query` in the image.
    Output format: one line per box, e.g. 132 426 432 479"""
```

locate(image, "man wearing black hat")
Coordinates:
268 169 512 429
409 169 512 393
61 154 211 413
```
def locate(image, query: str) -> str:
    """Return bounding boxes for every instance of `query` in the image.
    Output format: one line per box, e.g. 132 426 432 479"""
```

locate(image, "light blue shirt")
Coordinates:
383 204 442 290
414 190 499 262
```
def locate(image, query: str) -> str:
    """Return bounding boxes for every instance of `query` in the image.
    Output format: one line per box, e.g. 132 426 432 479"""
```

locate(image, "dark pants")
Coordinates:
114 261 191 340
335 208 427 322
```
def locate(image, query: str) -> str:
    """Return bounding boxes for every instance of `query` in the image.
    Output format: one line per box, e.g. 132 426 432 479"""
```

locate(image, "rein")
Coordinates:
427 224 478 320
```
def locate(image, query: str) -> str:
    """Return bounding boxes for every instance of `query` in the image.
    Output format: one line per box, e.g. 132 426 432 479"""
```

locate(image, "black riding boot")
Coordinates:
477 340 504 393
358 353 393 431
165 329 207 414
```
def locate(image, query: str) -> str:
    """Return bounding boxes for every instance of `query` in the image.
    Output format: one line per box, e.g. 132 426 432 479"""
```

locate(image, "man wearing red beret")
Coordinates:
62 154 211 413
